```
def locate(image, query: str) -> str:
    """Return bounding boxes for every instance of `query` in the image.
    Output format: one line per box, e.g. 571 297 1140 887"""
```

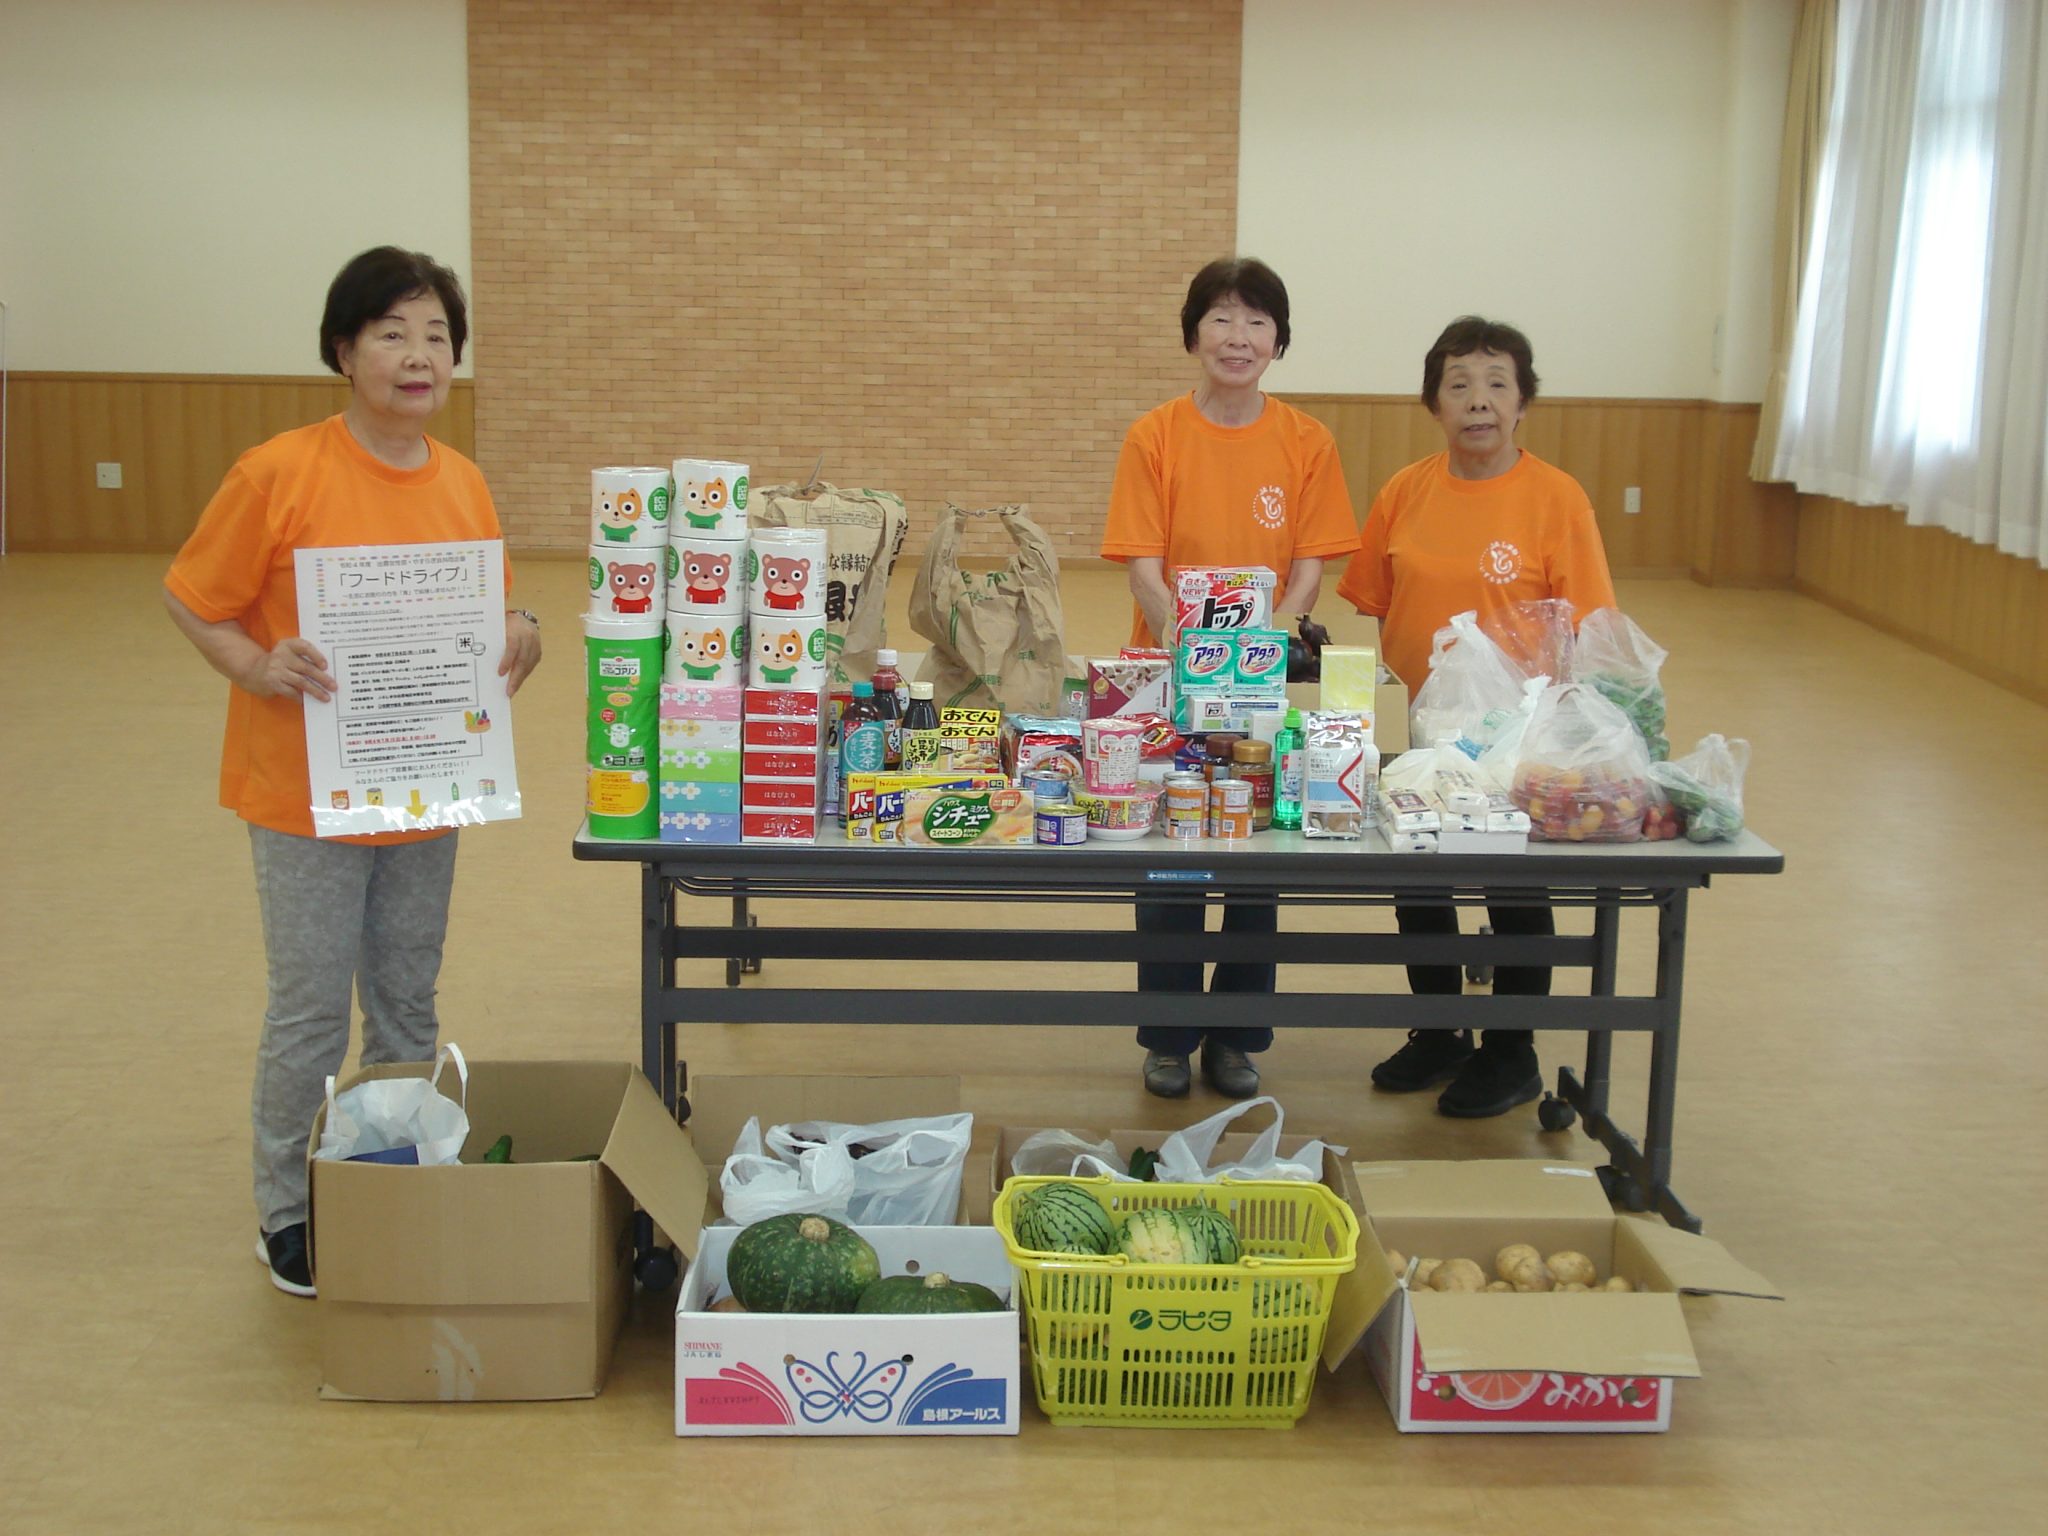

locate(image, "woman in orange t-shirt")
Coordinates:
165 248 542 1297
1338 316 1616 1120
1100 258 1360 1102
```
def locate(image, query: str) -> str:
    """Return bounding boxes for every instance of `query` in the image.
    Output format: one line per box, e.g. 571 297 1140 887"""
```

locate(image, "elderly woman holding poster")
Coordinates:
164 247 541 1296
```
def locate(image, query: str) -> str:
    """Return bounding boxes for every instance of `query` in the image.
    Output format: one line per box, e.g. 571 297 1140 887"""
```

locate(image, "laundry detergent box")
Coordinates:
1172 565 1277 637
1175 628 1288 691
1329 1160 1781 1434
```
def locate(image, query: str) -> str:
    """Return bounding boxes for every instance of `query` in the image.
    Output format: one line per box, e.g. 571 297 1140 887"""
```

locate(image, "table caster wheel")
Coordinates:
674 1091 691 1127
1465 923 1494 986
635 1245 680 1293
1537 1094 1576 1133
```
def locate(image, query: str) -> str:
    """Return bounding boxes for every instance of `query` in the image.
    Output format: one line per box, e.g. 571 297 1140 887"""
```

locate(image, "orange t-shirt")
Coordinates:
1337 449 1616 693
165 415 510 841
1099 393 1360 647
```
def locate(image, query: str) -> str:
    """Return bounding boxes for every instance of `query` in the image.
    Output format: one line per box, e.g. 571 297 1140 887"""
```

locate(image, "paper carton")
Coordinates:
309 1059 705 1402
1172 565 1276 635
1327 1160 1780 1433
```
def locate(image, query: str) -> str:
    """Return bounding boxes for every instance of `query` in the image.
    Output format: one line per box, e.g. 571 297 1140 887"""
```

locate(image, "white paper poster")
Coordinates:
294 540 523 837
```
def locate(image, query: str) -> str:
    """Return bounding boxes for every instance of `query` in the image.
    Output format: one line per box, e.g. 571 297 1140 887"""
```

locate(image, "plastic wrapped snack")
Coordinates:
1508 683 1653 842
1648 734 1750 842
1571 608 1670 761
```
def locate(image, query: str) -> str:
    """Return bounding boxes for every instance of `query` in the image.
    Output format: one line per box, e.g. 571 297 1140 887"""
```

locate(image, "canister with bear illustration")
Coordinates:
590 466 674 547
745 525 828 618
587 544 666 621
665 533 748 617
584 614 663 839
672 458 750 538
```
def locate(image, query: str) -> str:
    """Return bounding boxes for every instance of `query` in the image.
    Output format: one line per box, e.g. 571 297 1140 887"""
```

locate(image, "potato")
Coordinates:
1428 1257 1488 1293
1603 1275 1635 1293
1412 1258 1442 1288
1546 1250 1598 1287
1484 1280 1513 1293
710 1294 748 1313
1384 1248 1408 1281
1558 1281 1591 1292
1507 1256 1555 1293
1495 1243 1541 1281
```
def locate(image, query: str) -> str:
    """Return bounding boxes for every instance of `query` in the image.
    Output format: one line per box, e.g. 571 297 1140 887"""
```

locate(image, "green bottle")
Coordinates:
1273 708 1305 830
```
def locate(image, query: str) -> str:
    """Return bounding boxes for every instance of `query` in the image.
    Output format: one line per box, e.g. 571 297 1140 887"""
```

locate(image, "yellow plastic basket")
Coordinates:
992 1175 1359 1428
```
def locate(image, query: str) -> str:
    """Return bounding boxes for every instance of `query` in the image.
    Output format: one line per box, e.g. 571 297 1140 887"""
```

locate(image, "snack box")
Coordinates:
1334 1160 1780 1434
898 784 1033 847
844 772 1006 842
1085 654 1173 717
674 1225 1020 1437
1175 628 1288 691
1172 565 1276 636
938 707 1003 773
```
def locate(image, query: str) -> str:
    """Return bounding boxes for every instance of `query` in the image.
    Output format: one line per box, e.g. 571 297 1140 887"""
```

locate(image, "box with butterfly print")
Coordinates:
1331 1160 1780 1433
674 1223 1021 1436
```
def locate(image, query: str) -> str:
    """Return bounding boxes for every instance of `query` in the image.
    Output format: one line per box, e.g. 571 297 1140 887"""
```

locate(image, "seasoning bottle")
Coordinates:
1232 737 1276 830
901 681 942 769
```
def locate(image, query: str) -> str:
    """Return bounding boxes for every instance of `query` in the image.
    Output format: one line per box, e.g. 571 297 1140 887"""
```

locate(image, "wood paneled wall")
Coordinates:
1795 494 2048 706
1 375 476 552
1282 395 1797 586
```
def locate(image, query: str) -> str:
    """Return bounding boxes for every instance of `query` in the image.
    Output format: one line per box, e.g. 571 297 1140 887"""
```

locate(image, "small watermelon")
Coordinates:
856 1272 1005 1314
1177 1204 1242 1264
726 1213 880 1313
1011 1182 1117 1255
1117 1207 1200 1264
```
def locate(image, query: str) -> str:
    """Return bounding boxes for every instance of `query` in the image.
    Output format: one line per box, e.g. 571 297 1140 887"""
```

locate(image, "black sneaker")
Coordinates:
1370 1030 1475 1092
1436 1042 1542 1119
1199 1039 1260 1099
255 1224 316 1297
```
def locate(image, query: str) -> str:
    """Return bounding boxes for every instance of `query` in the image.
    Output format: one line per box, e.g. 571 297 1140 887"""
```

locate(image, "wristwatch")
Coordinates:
509 608 540 628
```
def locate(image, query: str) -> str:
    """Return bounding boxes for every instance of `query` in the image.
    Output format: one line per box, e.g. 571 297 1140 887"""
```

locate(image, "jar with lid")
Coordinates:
1231 737 1276 829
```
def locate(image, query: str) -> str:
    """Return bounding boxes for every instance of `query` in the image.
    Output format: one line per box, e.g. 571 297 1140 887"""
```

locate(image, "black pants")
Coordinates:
1394 894 1551 1053
1133 897 1276 1056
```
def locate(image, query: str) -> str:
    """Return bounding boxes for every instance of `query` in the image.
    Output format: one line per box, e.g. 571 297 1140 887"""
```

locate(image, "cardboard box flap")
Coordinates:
1349 1159 1612 1221
1322 1158 1396 1370
601 1067 711 1262
1620 1215 1783 1300
1411 1292 1703 1380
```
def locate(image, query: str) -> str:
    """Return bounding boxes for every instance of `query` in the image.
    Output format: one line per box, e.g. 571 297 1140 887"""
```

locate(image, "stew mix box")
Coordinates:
309 1059 704 1403
1327 1160 1780 1433
673 1074 1018 1437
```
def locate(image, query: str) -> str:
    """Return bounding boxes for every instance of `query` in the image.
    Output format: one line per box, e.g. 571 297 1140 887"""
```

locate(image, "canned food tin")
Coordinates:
1209 777 1254 840
1164 772 1207 840
1035 806 1089 846
1024 771 1074 806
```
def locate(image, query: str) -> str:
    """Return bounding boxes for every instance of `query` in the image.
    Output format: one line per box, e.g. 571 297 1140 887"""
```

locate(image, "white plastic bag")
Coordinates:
315 1042 469 1166
720 1112 975 1226
1409 611 1538 759
1153 1097 1340 1184
1008 1128 1122 1178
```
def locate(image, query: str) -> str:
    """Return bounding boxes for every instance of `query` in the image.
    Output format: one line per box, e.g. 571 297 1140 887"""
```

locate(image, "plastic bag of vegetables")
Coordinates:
1649 734 1750 842
1571 608 1670 761
1507 683 1654 842
1409 611 1535 759
1479 596 1578 684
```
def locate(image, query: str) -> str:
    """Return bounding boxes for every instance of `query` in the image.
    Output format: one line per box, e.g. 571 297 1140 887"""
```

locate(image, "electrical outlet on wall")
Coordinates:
1624 486 1642 516
96 462 124 489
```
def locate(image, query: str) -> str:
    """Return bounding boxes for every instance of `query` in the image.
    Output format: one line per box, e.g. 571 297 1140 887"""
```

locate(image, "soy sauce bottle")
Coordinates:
901 681 941 770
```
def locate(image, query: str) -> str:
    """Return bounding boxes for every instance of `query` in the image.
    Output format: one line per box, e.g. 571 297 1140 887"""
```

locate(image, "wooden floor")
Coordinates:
2 552 2044 1534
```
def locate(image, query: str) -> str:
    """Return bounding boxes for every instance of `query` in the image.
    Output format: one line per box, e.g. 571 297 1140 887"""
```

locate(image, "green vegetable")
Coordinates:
1011 1182 1117 1255
726 1213 881 1314
1127 1146 1161 1182
856 1272 1005 1314
482 1134 514 1164
1585 672 1669 761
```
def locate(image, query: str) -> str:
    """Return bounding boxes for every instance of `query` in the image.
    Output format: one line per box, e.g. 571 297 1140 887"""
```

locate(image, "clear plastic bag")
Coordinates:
1507 683 1655 842
1571 608 1670 761
1014 1099 1341 1184
1408 611 1535 759
315 1042 469 1166
720 1112 975 1226
1648 734 1750 842
1480 597 1578 683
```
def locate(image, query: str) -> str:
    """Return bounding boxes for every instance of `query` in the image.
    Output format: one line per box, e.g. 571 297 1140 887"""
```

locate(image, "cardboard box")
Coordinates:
1329 1160 1780 1433
1172 565 1276 634
674 1225 1020 1436
1085 655 1172 717
309 1059 704 1402
741 809 818 841
660 808 741 844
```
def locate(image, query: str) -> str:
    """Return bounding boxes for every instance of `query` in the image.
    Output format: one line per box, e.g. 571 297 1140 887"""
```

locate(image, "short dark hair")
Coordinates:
1180 257 1291 357
319 247 468 373
1421 316 1539 410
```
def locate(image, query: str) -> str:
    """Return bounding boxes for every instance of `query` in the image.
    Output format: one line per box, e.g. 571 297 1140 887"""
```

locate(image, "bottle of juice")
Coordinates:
1273 708 1305 830
901 681 941 770
839 681 887 796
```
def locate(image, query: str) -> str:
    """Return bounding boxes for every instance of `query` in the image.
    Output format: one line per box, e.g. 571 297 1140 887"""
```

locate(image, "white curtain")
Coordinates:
1769 0 2048 567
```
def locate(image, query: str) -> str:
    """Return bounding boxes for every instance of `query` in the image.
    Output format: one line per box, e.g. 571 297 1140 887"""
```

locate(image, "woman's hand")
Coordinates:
500 610 543 696
244 637 336 702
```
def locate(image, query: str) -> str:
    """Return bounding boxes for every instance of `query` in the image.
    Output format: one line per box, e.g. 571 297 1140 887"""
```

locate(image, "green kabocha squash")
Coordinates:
856 1272 1005 1314
726 1213 881 1313
1176 1204 1242 1264
1011 1182 1117 1255
1116 1207 1202 1265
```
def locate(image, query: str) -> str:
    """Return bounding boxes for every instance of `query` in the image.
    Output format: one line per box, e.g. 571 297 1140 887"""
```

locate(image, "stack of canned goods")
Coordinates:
1026 770 1089 846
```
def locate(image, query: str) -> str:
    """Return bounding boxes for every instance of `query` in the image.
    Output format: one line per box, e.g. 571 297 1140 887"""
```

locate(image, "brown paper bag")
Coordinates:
909 504 1073 715
749 480 910 688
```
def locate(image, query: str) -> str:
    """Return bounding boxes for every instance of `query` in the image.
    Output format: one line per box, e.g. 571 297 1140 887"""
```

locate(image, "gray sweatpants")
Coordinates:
248 824 459 1233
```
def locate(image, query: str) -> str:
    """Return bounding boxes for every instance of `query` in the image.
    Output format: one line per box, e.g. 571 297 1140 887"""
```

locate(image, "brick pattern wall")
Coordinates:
468 0 1241 564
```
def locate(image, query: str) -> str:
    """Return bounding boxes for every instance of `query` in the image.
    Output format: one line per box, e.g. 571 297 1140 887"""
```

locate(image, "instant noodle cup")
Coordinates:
1082 716 1146 793
745 526 829 618
587 544 665 621
672 457 750 537
1071 785 1161 841
665 534 748 617
590 466 673 547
